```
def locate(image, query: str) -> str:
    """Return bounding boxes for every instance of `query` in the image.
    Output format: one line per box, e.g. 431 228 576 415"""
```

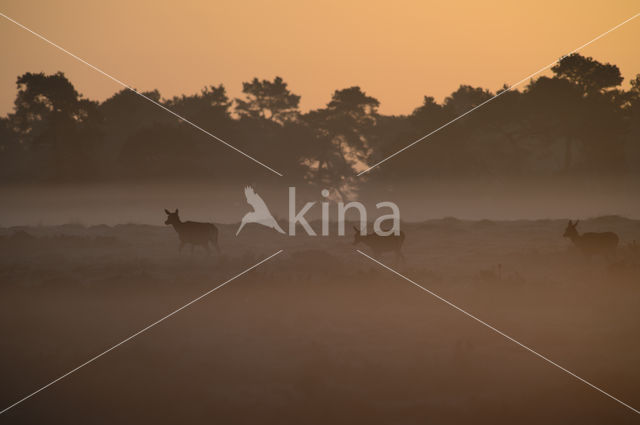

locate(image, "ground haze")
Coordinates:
1 217 638 423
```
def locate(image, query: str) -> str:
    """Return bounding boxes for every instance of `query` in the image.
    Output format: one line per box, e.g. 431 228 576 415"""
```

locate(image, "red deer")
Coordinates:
353 226 405 262
164 209 220 255
563 220 618 260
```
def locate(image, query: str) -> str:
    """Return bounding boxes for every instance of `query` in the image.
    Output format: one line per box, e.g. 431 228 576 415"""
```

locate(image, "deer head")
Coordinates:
563 220 579 239
164 209 180 226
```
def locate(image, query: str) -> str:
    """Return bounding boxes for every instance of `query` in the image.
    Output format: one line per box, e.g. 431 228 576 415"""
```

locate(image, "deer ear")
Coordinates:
165 209 171 215
175 209 179 214
353 226 358 233
574 220 579 226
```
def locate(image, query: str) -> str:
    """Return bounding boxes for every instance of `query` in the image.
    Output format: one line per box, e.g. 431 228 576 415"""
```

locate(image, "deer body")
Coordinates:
353 226 405 262
165 209 220 254
563 220 618 259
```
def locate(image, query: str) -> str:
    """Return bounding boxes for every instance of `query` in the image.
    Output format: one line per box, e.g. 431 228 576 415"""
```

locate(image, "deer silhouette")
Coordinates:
164 209 220 255
353 226 405 263
563 220 618 260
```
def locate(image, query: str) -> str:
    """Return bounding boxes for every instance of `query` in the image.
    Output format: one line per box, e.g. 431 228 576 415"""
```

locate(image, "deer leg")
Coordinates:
211 231 221 254
397 250 406 265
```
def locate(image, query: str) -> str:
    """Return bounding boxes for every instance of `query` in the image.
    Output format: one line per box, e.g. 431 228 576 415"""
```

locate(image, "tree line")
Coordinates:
1 53 639 193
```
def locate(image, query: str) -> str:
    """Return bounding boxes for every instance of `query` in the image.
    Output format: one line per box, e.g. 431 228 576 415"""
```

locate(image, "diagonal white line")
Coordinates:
0 12 283 177
0 249 283 415
358 12 640 176
356 249 640 415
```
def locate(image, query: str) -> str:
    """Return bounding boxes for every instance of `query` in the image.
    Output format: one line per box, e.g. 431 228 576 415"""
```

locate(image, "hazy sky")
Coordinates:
1 1 639 116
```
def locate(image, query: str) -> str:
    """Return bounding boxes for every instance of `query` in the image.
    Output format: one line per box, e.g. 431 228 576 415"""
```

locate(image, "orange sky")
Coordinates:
1 1 639 116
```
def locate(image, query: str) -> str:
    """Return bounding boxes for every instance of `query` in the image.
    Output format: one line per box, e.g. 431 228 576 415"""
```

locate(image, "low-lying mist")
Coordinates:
1 176 639 227
1 216 639 423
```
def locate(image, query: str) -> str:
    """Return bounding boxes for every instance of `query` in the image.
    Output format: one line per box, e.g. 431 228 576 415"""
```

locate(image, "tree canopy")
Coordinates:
1 54 639 193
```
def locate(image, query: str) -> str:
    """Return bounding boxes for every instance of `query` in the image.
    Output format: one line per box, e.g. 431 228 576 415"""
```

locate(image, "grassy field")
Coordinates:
1 217 639 424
